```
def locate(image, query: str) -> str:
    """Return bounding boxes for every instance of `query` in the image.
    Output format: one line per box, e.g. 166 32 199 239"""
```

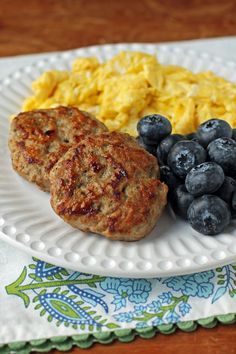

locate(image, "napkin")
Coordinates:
1 241 236 351
1 36 236 352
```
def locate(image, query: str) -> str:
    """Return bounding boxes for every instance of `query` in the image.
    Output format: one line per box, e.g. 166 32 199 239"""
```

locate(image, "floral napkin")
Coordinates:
1 238 236 345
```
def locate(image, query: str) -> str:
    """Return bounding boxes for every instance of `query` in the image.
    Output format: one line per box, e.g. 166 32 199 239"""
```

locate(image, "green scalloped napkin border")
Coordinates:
0 314 235 353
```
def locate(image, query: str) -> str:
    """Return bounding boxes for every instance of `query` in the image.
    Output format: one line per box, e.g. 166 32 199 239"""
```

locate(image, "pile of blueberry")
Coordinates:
137 114 236 236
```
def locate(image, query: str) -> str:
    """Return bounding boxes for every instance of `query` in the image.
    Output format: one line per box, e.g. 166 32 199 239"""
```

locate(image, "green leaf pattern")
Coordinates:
5 259 236 331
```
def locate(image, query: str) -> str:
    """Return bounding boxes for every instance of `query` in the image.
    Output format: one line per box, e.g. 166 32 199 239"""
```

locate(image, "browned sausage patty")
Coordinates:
8 106 108 191
50 132 168 241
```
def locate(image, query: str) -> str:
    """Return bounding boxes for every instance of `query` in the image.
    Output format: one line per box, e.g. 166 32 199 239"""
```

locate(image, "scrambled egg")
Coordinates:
22 51 236 136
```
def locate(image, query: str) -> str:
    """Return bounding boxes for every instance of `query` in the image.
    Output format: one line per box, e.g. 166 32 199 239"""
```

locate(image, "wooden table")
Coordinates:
1 0 236 353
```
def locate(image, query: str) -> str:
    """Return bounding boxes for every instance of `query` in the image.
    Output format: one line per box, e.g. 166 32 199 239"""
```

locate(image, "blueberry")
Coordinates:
185 162 224 196
156 134 183 165
187 195 231 235
137 114 172 145
232 128 236 141
186 132 196 140
160 165 182 190
207 137 236 175
197 118 232 147
170 184 194 219
136 136 157 156
185 132 200 143
232 191 236 210
167 140 206 179
216 176 236 204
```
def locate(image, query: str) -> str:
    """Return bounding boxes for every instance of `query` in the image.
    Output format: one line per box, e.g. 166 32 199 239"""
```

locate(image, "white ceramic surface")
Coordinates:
1 43 236 278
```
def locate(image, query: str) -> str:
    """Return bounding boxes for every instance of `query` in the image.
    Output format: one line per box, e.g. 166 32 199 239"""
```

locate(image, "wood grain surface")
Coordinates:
1 0 236 353
1 0 236 57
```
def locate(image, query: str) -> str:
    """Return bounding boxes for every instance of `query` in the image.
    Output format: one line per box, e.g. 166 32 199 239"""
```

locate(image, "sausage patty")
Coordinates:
50 132 168 241
8 106 108 191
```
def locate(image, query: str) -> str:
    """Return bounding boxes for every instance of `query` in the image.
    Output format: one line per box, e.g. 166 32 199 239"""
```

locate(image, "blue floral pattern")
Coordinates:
163 271 215 298
179 302 191 316
5 259 236 330
100 278 151 310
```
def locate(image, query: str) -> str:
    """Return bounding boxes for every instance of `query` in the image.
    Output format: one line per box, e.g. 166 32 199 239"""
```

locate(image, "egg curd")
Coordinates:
22 51 236 136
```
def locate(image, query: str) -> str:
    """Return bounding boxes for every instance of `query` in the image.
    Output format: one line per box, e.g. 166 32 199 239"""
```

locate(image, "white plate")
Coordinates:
1 43 236 278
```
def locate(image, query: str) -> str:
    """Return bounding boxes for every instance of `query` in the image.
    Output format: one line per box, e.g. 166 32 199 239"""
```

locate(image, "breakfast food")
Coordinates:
167 141 207 179
9 106 108 191
187 195 231 236
207 137 236 175
197 119 232 147
171 185 194 220
22 51 236 136
137 115 236 235
136 136 157 156
217 177 236 204
156 134 184 165
50 131 168 241
9 50 236 240
185 162 225 196
160 165 181 190
137 114 172 145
